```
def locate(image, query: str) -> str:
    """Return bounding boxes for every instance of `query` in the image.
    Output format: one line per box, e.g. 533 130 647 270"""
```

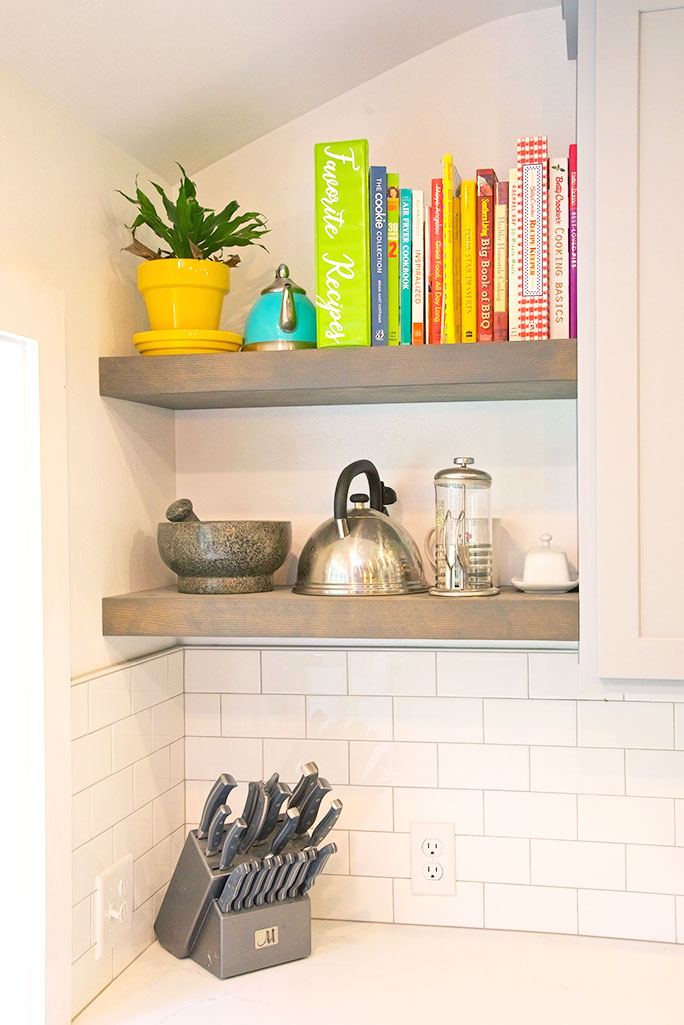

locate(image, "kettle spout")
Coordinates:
279 282 298 333
335 517 350 540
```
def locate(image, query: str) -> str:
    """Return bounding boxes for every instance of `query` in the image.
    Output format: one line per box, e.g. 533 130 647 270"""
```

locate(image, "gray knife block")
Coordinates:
191 895 311 979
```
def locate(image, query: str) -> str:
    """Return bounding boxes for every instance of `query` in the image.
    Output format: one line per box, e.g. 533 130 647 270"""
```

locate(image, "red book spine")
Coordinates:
476 168 497 342
430 178 443 344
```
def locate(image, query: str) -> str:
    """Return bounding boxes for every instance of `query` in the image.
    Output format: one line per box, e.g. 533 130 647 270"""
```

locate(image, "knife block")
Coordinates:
191 894 311 979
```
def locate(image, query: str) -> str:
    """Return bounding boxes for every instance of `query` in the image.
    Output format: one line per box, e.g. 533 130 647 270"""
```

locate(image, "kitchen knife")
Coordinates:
240 780 260 829
204 803 231 856
243 854 276 909
233 858 262 912
265 852 294 903
264 771 280 795
298 841 338 896
254 855 284 906
217 861 250 914
238 781 268 853
286 848 317 899
309 798 343 847
196 773 237 839
288 761 319 809
255 781 291 843
295 776 332 835
218 816 248 871
270 807 300 855
275 850 308 903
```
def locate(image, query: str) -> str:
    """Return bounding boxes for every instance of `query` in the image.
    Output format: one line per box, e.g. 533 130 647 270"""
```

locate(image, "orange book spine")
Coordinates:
476 168 497 343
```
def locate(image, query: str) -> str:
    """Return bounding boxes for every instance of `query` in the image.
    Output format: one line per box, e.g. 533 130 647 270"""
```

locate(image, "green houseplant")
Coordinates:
119 165 269 347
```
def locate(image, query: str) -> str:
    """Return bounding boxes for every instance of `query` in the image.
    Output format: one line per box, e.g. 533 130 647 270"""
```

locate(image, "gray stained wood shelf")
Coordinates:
99 338 577 409
102 585 579 642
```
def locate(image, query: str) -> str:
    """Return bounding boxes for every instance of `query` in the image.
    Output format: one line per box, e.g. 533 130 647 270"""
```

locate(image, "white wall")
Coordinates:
178 8 578 582
0 65 177 676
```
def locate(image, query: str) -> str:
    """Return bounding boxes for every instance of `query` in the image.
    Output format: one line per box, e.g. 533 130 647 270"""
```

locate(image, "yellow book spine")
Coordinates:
460 180 477 342
453 196 462 343
442 154 455 344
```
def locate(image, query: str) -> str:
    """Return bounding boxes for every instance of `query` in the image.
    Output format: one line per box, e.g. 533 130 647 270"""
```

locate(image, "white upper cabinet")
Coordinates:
590 0 684 679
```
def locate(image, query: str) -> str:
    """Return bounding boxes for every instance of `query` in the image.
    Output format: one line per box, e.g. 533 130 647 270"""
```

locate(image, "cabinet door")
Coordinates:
595 0 684 678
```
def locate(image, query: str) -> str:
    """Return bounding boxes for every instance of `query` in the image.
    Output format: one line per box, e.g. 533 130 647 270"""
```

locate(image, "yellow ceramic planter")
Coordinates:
138 259 231 330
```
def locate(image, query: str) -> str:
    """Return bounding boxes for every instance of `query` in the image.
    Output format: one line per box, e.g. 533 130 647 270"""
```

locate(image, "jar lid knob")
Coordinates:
454 456 474 466
539 533 553 546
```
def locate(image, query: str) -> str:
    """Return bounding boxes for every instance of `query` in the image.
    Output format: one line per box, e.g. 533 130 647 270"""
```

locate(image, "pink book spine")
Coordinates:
516 136 549 340
568 143 578 339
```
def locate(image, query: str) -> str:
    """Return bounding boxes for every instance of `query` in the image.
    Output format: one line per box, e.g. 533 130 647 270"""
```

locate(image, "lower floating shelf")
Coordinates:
102 585 578 642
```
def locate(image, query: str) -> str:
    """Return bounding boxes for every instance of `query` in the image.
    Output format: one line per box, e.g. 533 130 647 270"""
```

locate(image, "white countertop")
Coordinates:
75 920 684 1025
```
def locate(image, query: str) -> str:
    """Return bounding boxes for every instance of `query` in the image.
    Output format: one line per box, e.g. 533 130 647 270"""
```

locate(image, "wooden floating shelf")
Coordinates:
102 586 579 642
99 339 577 409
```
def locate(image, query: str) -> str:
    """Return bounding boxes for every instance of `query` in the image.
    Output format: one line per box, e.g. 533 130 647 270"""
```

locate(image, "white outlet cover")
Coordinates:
410 822 455 896
96 853 134 959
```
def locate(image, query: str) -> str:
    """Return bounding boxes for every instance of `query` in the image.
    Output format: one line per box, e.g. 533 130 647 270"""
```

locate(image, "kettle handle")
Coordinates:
334 460 383 539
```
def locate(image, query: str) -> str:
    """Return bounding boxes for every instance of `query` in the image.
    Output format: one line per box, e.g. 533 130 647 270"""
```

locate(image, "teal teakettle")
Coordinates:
243 263 317 350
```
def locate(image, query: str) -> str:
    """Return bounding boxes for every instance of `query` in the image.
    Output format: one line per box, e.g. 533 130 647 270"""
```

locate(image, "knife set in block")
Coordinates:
155 764 341 979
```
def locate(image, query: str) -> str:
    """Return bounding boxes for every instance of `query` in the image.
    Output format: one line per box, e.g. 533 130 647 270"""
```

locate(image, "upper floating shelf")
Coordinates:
99 339 577 410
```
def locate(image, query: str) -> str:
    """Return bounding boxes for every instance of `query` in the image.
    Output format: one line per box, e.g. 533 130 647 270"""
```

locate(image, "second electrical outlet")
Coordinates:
409 822 456 896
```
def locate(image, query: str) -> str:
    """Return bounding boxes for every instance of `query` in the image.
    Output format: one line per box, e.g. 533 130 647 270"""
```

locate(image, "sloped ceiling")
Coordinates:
2 0 559 176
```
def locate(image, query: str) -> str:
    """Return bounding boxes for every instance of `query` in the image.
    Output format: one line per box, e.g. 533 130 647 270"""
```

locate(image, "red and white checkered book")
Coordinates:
516 136 549 339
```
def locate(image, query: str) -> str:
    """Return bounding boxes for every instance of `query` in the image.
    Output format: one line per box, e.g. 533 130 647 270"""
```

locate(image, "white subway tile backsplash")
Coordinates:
90 767 134 837
113 804 154 863
578 889 676 942
578 702 674 750
71 682 89 739
394 697 482 743
133 748 171 809
184 693 221 736
485 883 578 934
169 738 184 787
530 746 625 795
456 835 530 884
307 695 392 741
578 795 674 846
531 839 625 890
111 709 153 772
185 736 262 782
350 831 410 877
327 830 349 874
393 878 484 928
676 801 684 845
184 648 260 693
309 874 393 923
113 897 154 977
627 750 684 799
393 787 483 836
167 650 184 697
72 830 113 905
88 669 132 731
222 693 306 739
134 836 172 908
262 649 346 694
71 947 113 1020
264 739 348 784
528 652 616 700
151 695 184 748
72 896 92 961
437 651 527 698
440 743 529 791
484 698 576 746
485 791 576 840
350 741 437 787
626 844 684 895
72 790 91 849
330 785 394 832
131 657 170 713
348 650 436 695
72 727 112 794
153 782 185 845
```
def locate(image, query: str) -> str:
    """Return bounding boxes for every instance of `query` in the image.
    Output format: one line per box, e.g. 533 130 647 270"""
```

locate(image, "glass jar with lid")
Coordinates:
431 457 499 596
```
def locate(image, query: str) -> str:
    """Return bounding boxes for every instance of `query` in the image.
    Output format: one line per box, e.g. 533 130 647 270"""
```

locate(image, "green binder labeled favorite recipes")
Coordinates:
314 139 371 347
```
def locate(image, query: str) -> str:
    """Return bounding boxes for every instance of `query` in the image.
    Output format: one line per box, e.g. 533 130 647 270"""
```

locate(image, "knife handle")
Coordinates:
205 803 231 855
218 816 247 870
309 798 343 847
266 853 294 903
238 781 268 853
217 862 249 914
197 773 237 839
233 859 261 912
299 842 337 896
296 777 332 834
255 856 283 906
286 849 316 899
276 851 307 902
244 855 276 910
264 771 280 795
289 761 319 808
270 807 300 855
255 782 291 843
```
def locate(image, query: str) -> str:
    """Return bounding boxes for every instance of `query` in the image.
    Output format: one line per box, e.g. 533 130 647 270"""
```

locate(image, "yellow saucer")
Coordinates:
134 329 242 356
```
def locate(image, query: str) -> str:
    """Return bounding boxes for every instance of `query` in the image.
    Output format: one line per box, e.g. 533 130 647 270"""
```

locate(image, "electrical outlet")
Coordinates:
95 853 133 959
410 823 455 896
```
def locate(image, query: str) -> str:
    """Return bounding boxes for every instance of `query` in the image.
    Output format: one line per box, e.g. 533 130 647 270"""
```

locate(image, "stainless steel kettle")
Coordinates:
293 460 428 596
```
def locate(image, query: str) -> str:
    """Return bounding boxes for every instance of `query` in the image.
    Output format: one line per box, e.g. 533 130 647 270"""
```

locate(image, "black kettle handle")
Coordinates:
334 460 383 537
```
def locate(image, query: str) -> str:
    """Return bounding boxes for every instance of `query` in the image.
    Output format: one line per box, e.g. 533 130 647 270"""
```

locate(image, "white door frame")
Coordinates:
0 268 71 1023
